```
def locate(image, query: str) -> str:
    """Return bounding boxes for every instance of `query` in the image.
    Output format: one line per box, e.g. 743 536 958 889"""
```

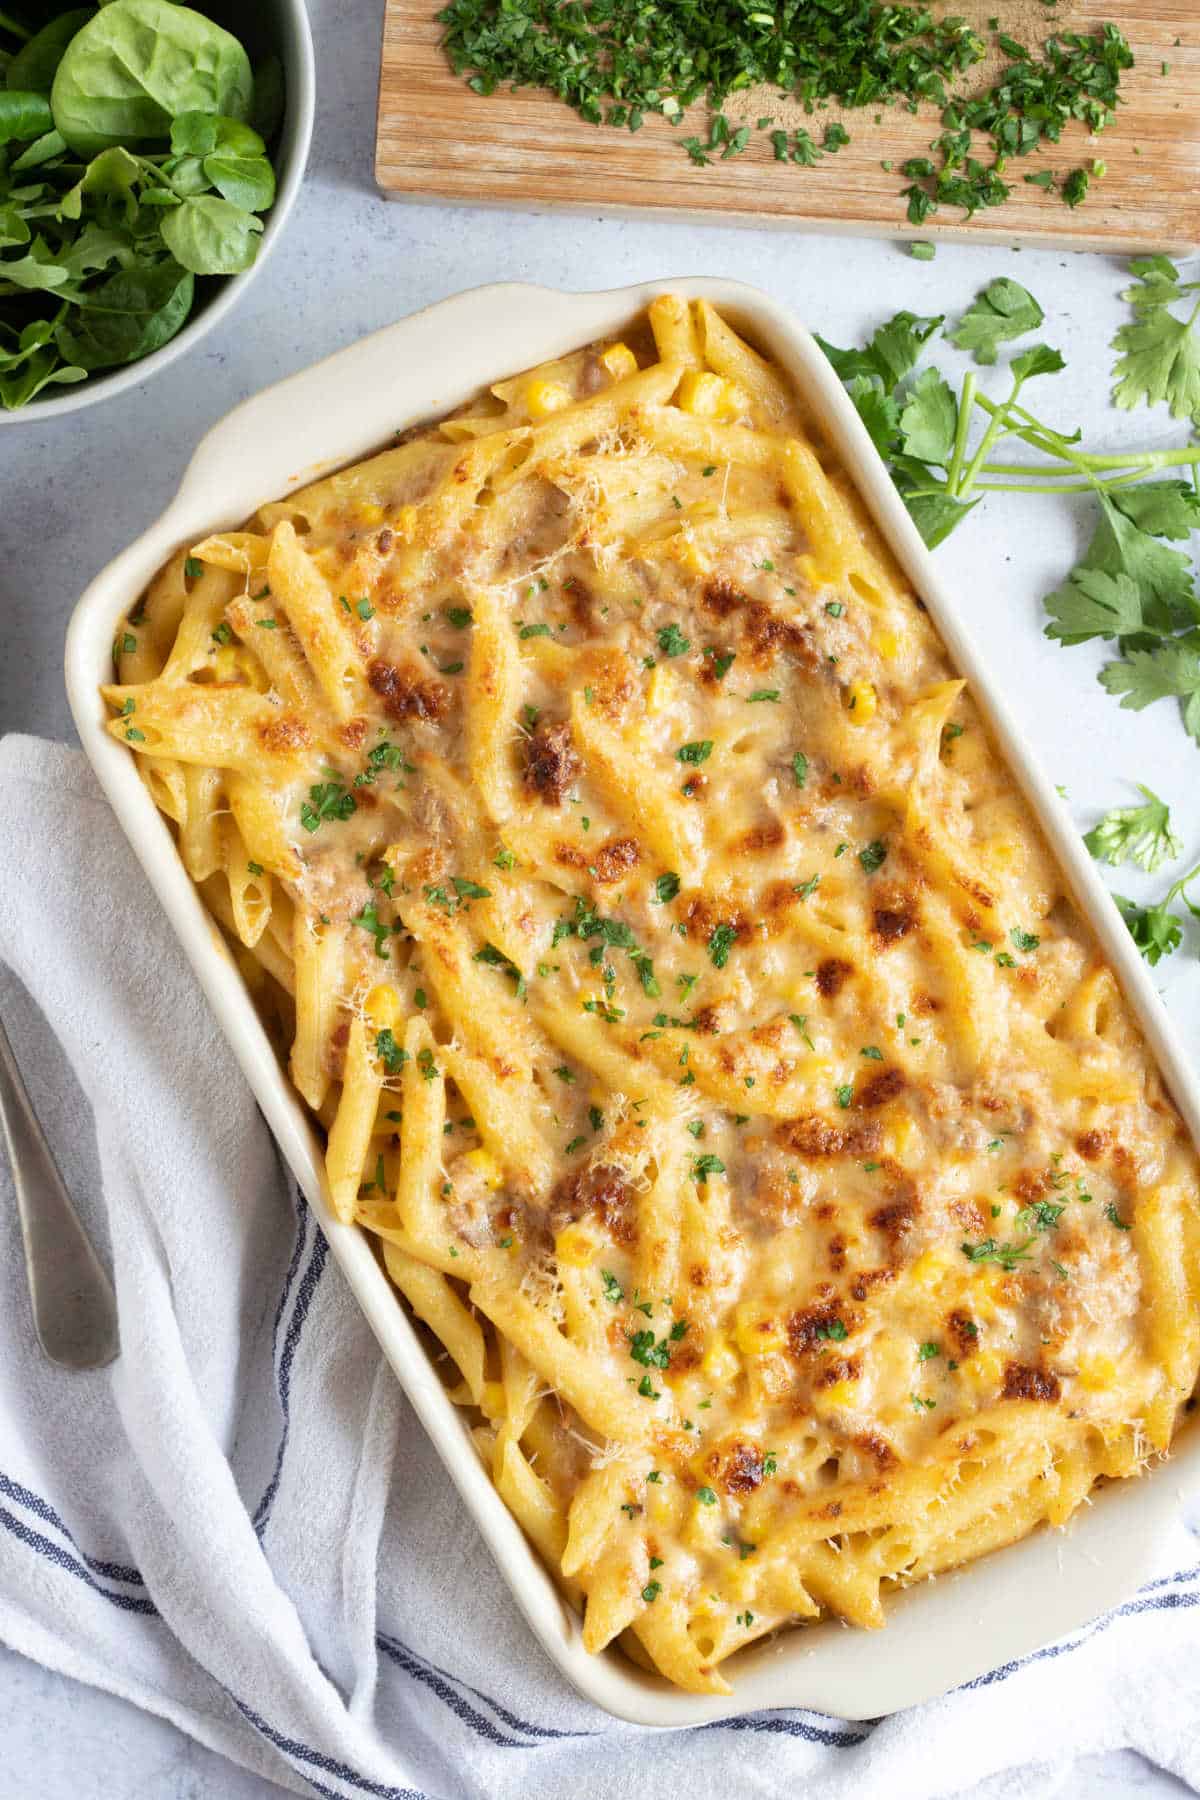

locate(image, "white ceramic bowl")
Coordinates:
64 279 1200 1724
0 0 315 426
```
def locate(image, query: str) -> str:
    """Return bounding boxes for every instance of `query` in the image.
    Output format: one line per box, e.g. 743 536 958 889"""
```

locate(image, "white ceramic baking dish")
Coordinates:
65 278 1200 1726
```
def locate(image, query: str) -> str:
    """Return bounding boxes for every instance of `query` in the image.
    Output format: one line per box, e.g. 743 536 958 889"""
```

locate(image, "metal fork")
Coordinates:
0 1011 119 1369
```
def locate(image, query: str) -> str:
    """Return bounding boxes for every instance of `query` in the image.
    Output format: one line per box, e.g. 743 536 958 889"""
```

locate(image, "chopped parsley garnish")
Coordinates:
858 839 888 873
707 923 737 968
446 606 473 628
834 1083 853 1108
918 1341 940 1361
1010 927 1041 953
691 1153 725 1184
815 1318 847 1341
1105 1201 1132 1230
351 905 394 959
184 557 203 579
247 861 264 877
961 1236 1034 1270
677 739 713 765
601 1270 624 1302
641 1581 662 1603
696 1486 718 1506
654 872 681 904
793 874 820 902
300 781 356 833
792 751 808 788
1014 1200 1065 1234
747 688 780 703
375 1028 409 1075
704 648 735 681
657 623 691 657
518 622 552 639
789 1013 814 1049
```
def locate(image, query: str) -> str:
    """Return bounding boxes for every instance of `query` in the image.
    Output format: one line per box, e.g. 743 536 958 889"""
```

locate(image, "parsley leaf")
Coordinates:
707 923 737 968
1111 257 1200 421
657 622 690 657
898 366 958 465
817 311 943 389
1084 785 1182 873
1100 643 1200 744
950 278 1045 365
961 1236 1034 1270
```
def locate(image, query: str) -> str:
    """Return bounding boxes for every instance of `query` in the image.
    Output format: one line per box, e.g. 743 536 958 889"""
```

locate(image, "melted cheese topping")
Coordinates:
107 299 1200 1694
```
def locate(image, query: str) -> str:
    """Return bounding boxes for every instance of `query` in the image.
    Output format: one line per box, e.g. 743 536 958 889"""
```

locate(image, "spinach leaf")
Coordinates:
54 258 192 368
11 127 68 170
204 145 274 213
0 92 54 146
0 338 86 410
7 10 92 94
51 0 253 154
60 145 141 221
171 114 275 212
160 193 261 274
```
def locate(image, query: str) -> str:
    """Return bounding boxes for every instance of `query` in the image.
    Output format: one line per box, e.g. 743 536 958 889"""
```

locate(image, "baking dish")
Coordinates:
64 278 1200 1725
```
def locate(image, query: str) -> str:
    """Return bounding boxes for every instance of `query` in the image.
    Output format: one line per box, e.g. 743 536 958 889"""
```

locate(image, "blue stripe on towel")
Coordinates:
0 1471 143 1585
377 1635 535 1748
228 1695 429 1799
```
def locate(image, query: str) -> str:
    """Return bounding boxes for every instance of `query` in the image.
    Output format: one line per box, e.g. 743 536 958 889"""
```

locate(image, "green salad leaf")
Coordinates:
0 0 281 408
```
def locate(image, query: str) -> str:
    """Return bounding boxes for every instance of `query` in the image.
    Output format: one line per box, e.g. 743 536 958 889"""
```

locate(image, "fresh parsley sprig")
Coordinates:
1084 785 1181 873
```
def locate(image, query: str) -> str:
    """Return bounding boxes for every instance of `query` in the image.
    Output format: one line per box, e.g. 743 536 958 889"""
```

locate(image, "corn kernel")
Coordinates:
701 1335 741 1383
674 535 712 577
646 665 673 713
884 1114 917 1159
600 342 638 380
464 1147 504 1190
1078 1354 1116 1392
908 1249 950 1294
733 1303 786 1356
357 502 385 526
678 370 747 420
365 984 400 1033
526 378 572 418
555 1223 595 1268
212 645 240 683
873 628 899 661
846 680 877 724
816 1380 858 1410
646 1484 674 1526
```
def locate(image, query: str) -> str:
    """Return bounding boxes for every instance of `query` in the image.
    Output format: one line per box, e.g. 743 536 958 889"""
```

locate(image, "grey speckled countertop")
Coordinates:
1 0 1198 1794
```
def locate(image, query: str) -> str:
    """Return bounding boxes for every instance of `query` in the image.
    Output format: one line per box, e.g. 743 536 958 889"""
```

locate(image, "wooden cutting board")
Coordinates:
376 1 1199 250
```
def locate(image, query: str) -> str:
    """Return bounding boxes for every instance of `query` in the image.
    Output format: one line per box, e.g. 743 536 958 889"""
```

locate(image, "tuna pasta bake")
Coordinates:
104 296 1200 1693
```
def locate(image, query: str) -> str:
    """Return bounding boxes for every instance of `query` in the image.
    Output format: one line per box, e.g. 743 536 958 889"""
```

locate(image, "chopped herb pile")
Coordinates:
438 2 1127 222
